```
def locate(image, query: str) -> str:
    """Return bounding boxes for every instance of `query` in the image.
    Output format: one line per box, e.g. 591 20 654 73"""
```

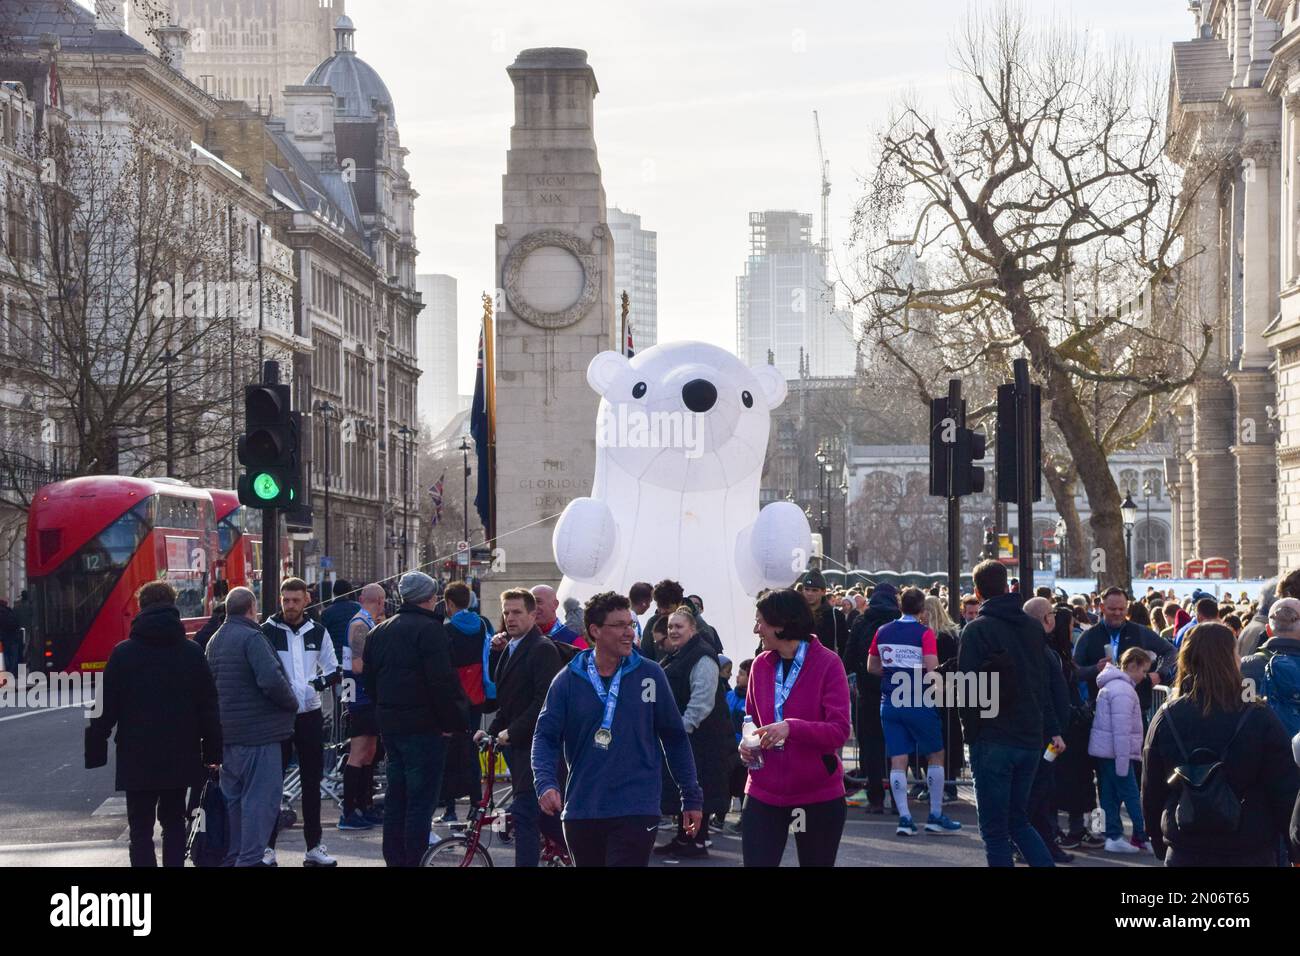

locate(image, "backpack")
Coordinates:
187 775 229 868
1262 652 1300 738
455 621 493 707
1162 706 1252 838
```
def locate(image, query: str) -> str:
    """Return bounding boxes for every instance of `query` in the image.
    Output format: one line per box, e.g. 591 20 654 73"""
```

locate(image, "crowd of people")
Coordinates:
76 560 1300 868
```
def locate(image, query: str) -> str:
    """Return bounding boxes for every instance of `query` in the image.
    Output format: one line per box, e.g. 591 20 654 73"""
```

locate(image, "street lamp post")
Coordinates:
161 349 177 477
398 425 414 573
821 460 834 563
839 478 848 568
1142 479 1153 574
1121 492 1138 584
313 400 337 601
1055 517 1068 578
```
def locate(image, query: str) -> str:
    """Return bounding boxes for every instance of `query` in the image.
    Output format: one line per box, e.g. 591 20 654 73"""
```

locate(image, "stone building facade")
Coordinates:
845 445 1172 578
126 0 344 108
200 16 422 585
1165 0 1281 579
1261 0 1300 575
0 1 307 596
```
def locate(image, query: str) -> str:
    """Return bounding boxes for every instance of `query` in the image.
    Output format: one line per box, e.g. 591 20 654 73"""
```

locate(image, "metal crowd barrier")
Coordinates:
1145 683 1171 724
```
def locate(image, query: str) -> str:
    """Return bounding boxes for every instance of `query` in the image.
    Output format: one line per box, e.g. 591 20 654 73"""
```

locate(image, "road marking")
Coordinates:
0 838 121 852
0 703 88 723
92 797 128 817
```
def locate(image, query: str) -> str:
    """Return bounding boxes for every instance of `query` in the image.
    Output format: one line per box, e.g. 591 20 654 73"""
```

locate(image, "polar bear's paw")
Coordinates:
552 497 618 582
748 501 813 587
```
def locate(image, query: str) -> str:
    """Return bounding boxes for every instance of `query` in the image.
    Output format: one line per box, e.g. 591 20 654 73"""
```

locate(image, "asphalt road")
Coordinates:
0 701 1158 868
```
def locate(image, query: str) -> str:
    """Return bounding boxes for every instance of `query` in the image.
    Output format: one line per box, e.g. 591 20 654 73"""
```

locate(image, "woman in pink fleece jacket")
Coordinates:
741 588 851 867
1087 647 1152 853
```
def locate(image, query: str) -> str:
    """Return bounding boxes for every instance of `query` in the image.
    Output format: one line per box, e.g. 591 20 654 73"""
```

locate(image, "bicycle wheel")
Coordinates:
419 836 494 867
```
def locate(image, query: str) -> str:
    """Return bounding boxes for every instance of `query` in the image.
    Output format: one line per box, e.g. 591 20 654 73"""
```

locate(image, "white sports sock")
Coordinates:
927 764 945 819
890 770 910 820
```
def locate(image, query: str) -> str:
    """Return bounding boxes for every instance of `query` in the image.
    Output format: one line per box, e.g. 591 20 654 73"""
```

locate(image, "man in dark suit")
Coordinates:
479 588 563 867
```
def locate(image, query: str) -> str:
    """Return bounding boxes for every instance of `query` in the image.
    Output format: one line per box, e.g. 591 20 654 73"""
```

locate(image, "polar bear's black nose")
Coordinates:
682 379 717 413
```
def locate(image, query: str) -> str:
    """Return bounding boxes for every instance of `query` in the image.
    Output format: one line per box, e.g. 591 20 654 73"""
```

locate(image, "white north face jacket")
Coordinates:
262 613 338 714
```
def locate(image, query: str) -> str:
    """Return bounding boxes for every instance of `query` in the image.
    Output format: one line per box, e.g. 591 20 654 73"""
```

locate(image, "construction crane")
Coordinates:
813 109 830 260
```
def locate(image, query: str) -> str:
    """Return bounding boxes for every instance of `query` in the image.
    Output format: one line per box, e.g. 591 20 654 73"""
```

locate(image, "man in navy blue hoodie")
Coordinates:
958 561 1063 867
532 591 702 866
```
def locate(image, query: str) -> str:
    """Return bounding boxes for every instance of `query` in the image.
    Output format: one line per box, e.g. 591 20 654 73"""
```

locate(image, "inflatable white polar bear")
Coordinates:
553 340 812 666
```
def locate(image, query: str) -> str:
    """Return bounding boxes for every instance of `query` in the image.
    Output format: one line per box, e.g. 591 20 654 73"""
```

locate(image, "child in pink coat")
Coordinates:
1087 647 1153 853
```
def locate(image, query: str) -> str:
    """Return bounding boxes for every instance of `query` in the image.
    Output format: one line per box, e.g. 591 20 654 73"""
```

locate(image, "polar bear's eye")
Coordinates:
741 390 754 408
632 382 647 399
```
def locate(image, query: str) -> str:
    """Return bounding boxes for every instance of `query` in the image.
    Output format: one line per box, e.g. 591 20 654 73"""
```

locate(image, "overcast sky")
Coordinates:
341 1 1189 393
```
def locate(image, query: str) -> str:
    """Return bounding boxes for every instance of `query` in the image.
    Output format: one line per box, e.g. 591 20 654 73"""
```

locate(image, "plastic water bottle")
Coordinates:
741 715 764 770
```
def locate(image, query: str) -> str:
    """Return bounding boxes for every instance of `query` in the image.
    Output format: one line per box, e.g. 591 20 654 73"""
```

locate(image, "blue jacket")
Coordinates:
531 650 702 820
726 687 746 742
544 618 583 646
446 608 496 702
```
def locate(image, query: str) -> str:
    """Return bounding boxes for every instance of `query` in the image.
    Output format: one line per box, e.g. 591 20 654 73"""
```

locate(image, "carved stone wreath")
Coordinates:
502 229 599 330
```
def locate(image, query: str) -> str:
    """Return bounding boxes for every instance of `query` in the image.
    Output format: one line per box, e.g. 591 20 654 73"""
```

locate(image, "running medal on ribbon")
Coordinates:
585 654 621 750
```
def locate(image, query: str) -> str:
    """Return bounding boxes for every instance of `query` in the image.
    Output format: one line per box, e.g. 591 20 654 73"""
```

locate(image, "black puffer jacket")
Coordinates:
87 604 221 791
957 593 1059 750
1142 697 1299 865
363 603 468 737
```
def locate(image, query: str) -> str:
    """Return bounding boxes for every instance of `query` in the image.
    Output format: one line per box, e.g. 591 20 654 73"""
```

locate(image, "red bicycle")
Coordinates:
420 735 571 867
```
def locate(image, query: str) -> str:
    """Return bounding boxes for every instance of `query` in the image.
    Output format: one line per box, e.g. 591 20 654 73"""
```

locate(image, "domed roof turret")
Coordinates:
304 16 395 121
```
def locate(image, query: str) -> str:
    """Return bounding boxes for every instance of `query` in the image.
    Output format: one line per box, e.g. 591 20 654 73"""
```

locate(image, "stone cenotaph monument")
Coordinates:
484 48 617 608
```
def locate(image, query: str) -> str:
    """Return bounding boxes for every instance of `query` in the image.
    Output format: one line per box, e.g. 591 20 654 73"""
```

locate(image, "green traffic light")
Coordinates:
253 473 281 500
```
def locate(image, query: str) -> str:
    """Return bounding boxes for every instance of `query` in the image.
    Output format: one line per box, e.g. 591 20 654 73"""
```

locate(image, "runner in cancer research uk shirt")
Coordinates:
867 587 962 836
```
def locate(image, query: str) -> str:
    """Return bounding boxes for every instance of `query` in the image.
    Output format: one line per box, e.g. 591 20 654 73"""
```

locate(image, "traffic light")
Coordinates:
952 424 987 497
929 394 986 498
928 397 953 498
282 412 313 528
237 383 297 508
995 381 1043 503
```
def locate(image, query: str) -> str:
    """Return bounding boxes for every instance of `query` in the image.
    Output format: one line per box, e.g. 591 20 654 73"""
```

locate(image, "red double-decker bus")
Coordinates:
207 488 276 605
26 476 221 673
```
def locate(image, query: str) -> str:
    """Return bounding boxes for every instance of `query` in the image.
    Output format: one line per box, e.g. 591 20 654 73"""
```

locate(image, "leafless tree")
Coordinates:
0 89 261 521
848 2 1218 590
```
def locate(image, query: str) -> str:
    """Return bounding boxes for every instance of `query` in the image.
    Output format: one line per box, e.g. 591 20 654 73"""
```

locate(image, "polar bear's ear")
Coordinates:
586 350 629 396
751 362 787 409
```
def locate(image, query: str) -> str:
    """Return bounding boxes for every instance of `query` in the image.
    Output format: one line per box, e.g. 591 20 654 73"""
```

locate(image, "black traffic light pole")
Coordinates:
1014 358 1035 598
946 378 962 624
260 360 280 621
931 378 986 622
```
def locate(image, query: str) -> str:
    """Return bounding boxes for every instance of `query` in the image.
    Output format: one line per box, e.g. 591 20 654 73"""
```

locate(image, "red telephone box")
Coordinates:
1203 557 1231 579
